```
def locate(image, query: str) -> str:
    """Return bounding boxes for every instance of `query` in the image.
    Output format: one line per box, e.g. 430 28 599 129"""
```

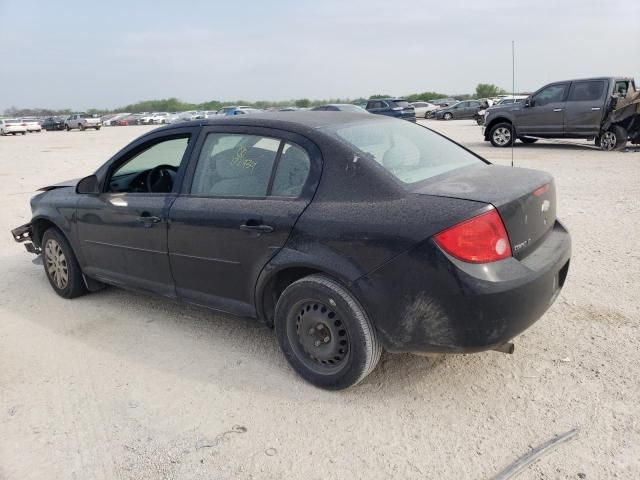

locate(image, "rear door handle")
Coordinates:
591 107 601 111
553 108 563 112
137 214 161 224
240 224 274 233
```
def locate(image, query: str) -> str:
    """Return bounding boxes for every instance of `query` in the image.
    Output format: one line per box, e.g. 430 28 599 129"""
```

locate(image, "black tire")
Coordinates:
42 228 87 299
79 124 85 131
21 131 26 135
443 112 453 120
95 126 101 130
519 137 538 144
65 125 70 131
600 125 627 151
274 274 381 390
489 122 514 147
476 117 484 126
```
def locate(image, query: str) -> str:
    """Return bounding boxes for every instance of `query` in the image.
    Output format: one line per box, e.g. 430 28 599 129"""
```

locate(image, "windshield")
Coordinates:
325 119 483 184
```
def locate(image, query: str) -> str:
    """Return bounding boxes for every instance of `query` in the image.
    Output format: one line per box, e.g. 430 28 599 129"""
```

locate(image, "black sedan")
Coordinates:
41 116 65 131
12 112 570 390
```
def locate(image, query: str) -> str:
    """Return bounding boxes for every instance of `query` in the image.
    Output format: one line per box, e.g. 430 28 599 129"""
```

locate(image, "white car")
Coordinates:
410 101 439 119
0 119 27 136
22 118 42 132
139 112 171 124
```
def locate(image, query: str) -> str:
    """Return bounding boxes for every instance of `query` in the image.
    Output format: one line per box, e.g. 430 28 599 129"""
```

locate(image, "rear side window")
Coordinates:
271 143 311 197
568 81 605 102
191 134 280 197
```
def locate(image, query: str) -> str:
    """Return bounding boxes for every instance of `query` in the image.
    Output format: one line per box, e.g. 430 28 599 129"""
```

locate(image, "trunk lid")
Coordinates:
415 165 556 258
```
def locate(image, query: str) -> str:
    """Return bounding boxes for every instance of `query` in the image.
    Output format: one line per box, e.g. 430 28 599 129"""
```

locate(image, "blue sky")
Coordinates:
1 0 638 110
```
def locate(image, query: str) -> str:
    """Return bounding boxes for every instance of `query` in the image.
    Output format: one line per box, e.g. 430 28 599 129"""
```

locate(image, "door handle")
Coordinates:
137 214 161 224
591 107 601 111
553 108 563 112
240 224 274 233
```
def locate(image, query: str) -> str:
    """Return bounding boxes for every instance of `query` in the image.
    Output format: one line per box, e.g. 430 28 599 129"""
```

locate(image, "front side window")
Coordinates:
191 134 280 197
568 81 605 102
108 136 189 193
532 84 567 106
327 119 483 184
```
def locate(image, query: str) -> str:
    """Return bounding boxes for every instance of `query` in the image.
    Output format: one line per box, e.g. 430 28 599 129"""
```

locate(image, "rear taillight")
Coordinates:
433 208 511 263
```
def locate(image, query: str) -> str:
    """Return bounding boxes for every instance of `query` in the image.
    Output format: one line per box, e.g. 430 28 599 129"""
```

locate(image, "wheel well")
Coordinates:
32 218 59 247
260 267 323 327
485 118 512 136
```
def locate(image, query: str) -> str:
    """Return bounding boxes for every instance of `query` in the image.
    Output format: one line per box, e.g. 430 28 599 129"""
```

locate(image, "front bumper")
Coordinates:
11 222 40 254
353 220 571 353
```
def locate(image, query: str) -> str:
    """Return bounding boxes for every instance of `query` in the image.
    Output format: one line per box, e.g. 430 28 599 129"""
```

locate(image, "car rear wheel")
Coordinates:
476 117 484 126
599 126 627 151
65 125 70 131
79 124 85 131
274 274 381 390
42 228 87 299
519 137 538 144
443 112 453 120
490 123 514 147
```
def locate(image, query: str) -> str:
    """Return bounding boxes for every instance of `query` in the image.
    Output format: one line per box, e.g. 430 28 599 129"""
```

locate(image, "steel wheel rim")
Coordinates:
287 299 350 374
601 131 616 151
493 127 511 146
45 239 69 289
444 113 452 120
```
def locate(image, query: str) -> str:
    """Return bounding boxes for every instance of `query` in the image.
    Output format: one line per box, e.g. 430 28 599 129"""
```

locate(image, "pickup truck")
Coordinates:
65 113 102 131
483 77 639 151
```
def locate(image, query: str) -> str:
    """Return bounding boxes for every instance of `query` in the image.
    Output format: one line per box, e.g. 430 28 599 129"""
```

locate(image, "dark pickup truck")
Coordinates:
483 77 639 150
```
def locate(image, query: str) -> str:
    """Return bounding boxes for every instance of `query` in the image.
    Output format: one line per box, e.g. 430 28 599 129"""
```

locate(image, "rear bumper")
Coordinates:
353 220 571 353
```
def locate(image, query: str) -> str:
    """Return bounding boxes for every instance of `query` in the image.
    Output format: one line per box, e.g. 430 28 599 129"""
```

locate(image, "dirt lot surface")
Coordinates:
1 121 638 479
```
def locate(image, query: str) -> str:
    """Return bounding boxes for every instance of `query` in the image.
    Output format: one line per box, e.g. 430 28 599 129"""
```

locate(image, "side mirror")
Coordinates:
76 175 100 194
524 98 532 108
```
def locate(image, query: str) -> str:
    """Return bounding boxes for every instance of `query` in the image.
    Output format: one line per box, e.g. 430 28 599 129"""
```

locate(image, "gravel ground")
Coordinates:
0 122 638 479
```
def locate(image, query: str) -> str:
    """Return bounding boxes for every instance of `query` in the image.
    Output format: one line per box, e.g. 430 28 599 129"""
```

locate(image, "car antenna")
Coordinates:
511 40 515 168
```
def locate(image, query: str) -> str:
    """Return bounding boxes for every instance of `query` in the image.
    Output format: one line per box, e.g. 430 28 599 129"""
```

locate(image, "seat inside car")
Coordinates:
202 146 274 196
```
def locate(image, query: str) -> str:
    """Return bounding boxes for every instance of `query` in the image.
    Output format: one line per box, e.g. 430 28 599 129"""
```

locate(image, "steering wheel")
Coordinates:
146 164 177 193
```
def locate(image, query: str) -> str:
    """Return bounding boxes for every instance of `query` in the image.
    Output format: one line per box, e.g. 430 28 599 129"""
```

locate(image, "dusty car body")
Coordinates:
483 76 639 149
11 112 571 389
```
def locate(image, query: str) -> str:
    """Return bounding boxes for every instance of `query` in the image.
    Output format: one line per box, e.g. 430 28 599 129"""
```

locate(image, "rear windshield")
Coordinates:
390 100 410 108
325 119 483 184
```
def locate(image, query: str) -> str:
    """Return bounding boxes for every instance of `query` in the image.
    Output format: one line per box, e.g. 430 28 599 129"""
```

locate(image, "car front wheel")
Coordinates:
42 228 87 299
490 123 514 147
274 274 381 390
443 112 453 120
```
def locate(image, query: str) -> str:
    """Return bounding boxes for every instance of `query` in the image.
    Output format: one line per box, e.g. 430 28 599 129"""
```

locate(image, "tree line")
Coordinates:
3 84 509 117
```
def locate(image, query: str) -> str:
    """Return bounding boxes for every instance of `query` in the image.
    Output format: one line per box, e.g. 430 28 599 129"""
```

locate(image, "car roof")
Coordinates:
368 98 407 101
155 111 382 133
549 76 633 84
